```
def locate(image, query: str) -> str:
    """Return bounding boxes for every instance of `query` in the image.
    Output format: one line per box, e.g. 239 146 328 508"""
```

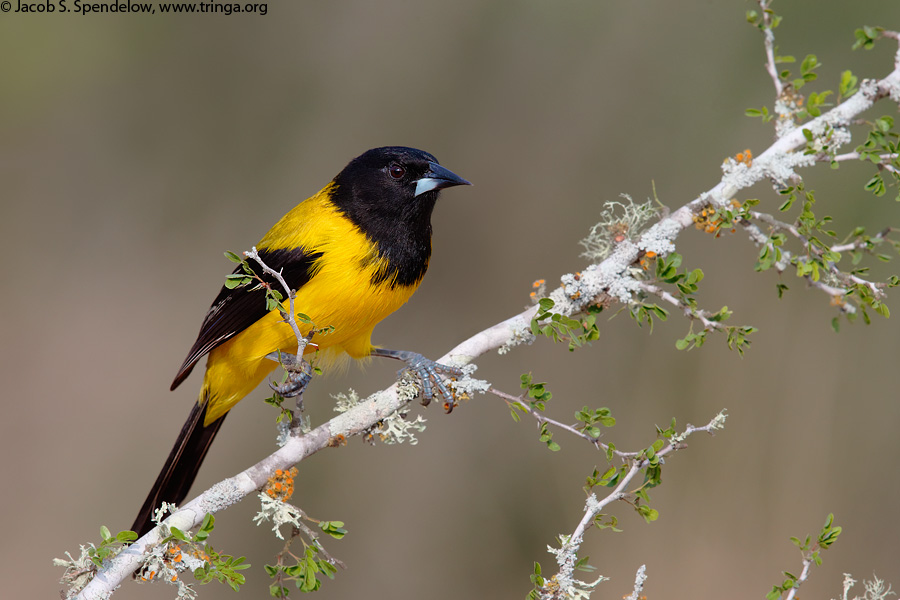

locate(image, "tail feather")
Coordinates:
131 401 227 537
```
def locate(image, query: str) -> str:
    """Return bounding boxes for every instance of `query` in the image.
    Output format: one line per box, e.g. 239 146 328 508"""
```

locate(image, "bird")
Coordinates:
131 146 471 536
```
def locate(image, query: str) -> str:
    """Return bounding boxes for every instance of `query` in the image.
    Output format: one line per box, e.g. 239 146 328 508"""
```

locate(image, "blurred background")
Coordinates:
2 0 899 598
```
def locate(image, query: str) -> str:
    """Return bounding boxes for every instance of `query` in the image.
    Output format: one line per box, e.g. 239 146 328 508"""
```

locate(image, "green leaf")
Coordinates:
224 274 251 289
117 530 138 543
839 70 858 98
320 521 348 539
641 507 659 523
800 54 820 74
779 195 795 212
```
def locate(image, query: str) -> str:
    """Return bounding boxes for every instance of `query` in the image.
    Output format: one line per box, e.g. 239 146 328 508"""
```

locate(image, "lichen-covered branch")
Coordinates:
535 413 727 600
548 33 900 334
71 305 539 600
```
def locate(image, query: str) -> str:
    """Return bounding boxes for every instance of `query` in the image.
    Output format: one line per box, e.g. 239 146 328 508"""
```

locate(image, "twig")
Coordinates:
751 211 885 297
757 0 785 98
637 281 723 330
827 151 899 176
830 227 893 253
625 565 648 600
831 151 899 172
490 387 603 448
737 217 855 312
783 554 815 600
488 387 646 460
541 413 726 600
245 246 310 354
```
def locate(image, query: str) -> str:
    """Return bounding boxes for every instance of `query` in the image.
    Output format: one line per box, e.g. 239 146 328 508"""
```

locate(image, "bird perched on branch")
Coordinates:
131 146 471 536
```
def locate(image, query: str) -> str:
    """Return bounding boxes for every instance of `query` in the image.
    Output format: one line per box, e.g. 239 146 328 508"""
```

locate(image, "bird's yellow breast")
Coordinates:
200 185 422 423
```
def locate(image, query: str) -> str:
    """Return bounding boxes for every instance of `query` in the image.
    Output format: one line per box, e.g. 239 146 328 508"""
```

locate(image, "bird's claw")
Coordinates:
396 352 462 412
266 351 313 399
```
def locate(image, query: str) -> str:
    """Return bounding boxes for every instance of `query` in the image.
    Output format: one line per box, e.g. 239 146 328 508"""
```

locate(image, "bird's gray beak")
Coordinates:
414 162 472 197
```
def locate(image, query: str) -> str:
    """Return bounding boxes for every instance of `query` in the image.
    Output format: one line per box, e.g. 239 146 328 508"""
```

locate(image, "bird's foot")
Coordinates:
370 348 462 412
266 351 314 399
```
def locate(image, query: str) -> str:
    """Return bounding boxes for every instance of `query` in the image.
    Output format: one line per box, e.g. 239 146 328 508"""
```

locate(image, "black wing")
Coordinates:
170 247 322 390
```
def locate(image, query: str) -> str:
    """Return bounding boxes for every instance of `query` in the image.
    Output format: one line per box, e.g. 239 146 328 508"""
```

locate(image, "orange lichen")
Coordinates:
264 467 298 502
327 434 347 448
735 149 753 166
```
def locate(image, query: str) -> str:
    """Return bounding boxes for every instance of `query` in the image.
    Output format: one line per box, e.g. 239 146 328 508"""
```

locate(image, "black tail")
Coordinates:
131 401 227 537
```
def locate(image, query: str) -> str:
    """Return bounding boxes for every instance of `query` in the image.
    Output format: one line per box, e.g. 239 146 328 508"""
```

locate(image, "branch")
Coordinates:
245 246 310 354
783 556 814 600
749 211 886 297
72 30 900 600
490 387 604 449
831 151 900 175
488 387 647 460
625 565 648 600
74 306 538 599
540 413 727 600
757 0 785 98
830 226 894 253
548 35 900 323
637 281 724 330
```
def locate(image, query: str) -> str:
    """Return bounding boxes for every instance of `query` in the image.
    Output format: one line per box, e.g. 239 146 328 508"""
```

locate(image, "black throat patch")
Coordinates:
329 166 437 288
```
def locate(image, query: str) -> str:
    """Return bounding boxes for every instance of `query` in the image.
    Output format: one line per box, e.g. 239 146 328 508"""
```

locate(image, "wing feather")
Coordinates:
170 247 321 390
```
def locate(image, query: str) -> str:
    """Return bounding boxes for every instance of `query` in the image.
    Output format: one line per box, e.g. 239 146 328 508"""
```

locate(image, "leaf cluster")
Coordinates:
629 300 668 332
575 406 615 439
167 515 251 592
852 25 884 50
89 526 138 568
633 250 756 355
765 514 841 600
519 372 552 411
266 543 339 596
756 183 898 327
527 562 546 600
530 298 601 351
516 373 561 451
857 116 900 201
745 6 782 32
656 253 704 298
224 251 287 314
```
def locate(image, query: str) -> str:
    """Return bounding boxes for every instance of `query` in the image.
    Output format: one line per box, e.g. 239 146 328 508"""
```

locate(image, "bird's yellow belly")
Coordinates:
200 259 418 423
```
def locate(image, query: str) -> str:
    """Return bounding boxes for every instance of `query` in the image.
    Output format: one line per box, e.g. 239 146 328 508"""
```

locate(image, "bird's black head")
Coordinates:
330 146 471 232
329 146 471 287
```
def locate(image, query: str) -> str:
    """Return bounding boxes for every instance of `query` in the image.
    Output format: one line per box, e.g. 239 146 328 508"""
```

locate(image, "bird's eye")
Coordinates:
388 164 406 179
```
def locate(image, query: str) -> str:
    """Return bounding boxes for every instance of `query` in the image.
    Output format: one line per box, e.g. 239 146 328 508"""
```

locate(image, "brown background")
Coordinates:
2 1 899 598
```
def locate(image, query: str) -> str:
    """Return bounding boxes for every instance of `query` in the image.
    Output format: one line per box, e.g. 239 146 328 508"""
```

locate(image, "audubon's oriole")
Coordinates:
131 146 470 536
